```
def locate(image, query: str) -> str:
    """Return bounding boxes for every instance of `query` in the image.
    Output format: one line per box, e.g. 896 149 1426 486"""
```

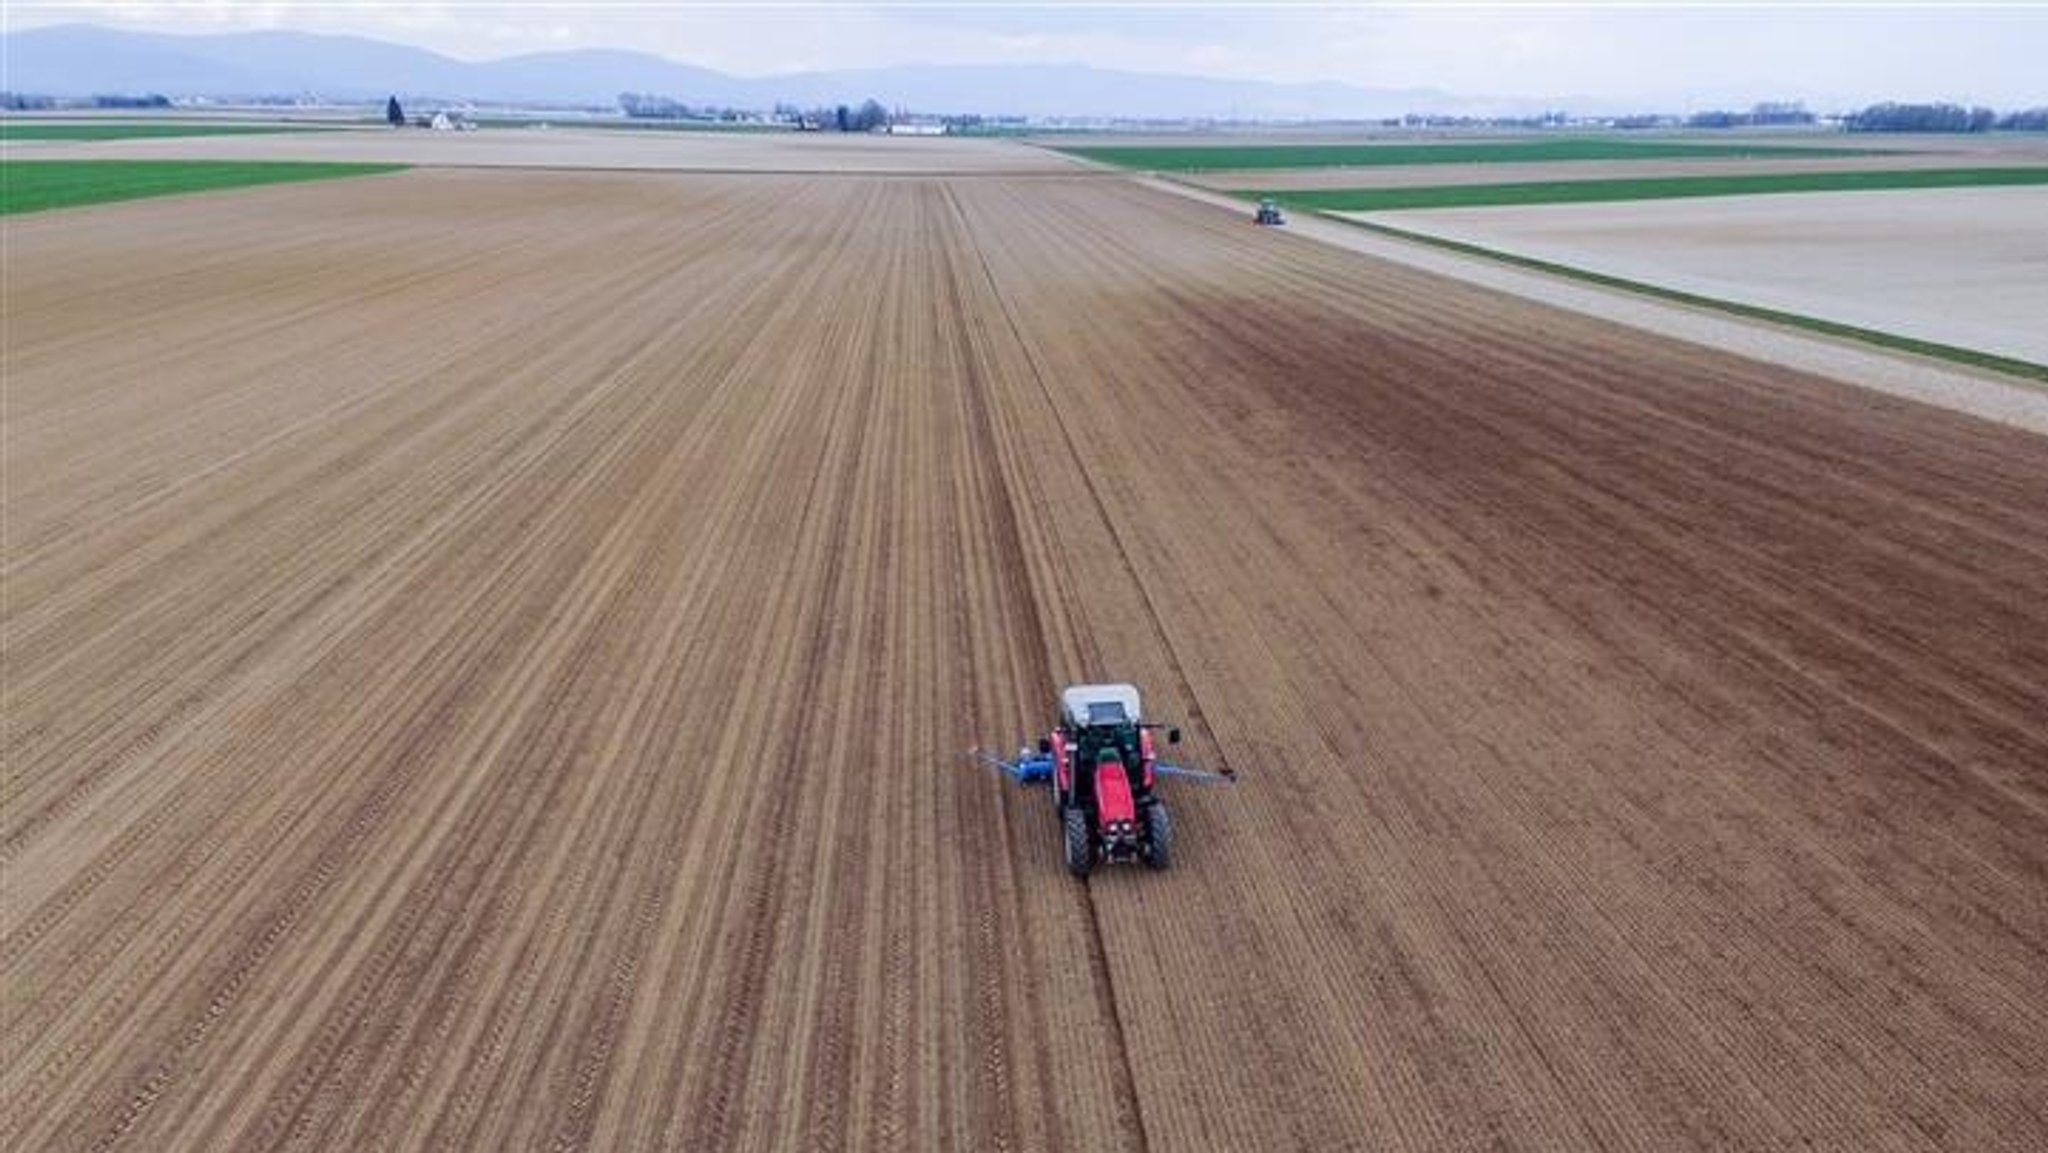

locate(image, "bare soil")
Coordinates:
6 166 2047 1151
0 125 1089 174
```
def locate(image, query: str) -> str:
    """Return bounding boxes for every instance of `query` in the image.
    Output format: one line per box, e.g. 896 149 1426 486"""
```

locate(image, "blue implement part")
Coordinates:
1155 761 1236 783
970 749 1232 785
970 748 1056 786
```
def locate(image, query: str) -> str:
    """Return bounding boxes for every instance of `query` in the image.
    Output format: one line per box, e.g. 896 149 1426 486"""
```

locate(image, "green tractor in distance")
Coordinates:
1254 197 1286 226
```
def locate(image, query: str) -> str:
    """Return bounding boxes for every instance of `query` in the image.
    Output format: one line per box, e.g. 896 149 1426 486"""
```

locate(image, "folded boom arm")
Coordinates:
970 747 1235 785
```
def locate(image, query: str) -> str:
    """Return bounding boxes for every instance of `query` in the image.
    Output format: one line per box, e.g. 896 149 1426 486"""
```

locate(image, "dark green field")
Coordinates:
1 160 407 214
1058 137 1878 171
0 121 339 142
1244 167 2048 211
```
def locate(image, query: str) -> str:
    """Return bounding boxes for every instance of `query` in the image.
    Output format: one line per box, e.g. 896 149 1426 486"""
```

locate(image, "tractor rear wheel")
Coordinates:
1062 806 1093 878
1143 801 1172 870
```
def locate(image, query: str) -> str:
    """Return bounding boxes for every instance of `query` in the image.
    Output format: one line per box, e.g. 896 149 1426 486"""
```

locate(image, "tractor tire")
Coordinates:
1143 801 1172 870
1062 806 1093 878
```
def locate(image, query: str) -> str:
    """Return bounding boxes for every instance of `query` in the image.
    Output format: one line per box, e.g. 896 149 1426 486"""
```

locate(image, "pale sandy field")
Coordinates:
1 124 1088 173
1344 186 2048 365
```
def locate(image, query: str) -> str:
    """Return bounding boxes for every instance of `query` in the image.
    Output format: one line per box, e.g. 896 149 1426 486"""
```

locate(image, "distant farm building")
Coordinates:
421 110 477 132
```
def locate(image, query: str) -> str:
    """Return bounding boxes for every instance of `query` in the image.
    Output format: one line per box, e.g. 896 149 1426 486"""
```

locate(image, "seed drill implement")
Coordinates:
972 683 1234 877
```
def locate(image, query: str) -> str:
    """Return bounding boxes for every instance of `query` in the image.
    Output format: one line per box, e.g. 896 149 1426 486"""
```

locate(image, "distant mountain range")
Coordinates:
1 24 1514 120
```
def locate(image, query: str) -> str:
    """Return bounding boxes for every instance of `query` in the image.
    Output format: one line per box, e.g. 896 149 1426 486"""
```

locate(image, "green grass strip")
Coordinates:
1060 138 1878 171
1247 167 2048 211
1315 211 2048 384
1 160 408 214
0 121 339 142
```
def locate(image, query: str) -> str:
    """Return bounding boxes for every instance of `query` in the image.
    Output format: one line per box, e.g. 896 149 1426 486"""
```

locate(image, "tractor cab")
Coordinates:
1048 683 1176 874
974 680 1228 878
1254 198 1286 226
1058 683 1147 788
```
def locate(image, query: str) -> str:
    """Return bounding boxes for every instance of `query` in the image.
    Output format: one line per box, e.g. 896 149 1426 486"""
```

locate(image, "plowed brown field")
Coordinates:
5 166 2046 1151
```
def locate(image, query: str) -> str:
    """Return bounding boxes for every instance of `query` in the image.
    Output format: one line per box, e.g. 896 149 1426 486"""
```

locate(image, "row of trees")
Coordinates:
1630 100 2046 134
1386 111 1574 130
1845 102 2048 133
620 93 902 131
1685 102 1816 129
618 92 757 122
3 92 169 110
771 99 891 131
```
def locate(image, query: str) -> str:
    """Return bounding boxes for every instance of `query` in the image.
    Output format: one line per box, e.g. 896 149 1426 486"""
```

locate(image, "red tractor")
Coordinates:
977 683 1232 877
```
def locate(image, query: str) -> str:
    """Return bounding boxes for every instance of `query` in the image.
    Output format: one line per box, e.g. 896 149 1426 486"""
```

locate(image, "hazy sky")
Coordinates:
7 2 2045 107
